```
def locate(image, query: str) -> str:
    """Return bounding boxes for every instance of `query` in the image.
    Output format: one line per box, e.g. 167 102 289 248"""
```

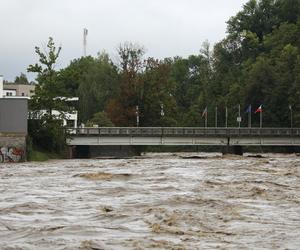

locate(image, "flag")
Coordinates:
289 105 292 110
245 104 252 113
255 105 263 114
202 107 207 118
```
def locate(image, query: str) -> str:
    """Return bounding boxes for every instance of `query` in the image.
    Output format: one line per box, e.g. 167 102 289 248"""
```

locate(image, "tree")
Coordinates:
106 42 145 126
141 58 178 126
27 37 68 153
57 56 96 97
27 37 66 115
14 73 29 85
78 53 119 122
86 112 114 127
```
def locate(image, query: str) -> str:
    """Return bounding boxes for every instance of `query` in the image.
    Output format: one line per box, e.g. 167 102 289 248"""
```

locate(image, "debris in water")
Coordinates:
247 154 265 158
73 172 131 180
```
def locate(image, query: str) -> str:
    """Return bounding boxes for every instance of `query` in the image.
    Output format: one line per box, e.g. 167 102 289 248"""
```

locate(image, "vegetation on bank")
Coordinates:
27 149 62 162
24 0 300 154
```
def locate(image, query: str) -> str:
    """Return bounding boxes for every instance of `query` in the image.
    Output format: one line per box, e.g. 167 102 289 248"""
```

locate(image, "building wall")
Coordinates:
3 89 17 96
0 98 28 133
0 98 27 162
3 84 35 97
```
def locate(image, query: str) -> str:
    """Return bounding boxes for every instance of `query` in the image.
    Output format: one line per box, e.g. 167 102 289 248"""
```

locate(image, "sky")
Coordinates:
0 0 248 81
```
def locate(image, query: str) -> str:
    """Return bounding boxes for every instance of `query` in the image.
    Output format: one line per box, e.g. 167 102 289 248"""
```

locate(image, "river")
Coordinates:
0 153 299 249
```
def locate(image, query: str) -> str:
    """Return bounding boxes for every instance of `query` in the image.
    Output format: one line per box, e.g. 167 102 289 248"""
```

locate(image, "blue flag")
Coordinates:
245 104 252 113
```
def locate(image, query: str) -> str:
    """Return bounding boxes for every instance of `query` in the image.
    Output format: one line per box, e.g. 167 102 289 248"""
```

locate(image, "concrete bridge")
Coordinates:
66 127 300 146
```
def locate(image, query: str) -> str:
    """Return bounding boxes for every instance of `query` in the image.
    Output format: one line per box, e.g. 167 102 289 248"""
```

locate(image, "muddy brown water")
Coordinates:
0 153 299 249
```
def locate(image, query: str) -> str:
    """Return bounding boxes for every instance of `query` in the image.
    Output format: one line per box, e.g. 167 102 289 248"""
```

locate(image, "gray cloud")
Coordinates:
0 0 248 81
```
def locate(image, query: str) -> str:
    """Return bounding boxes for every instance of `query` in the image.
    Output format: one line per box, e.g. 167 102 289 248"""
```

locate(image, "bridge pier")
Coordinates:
222 145 243 156
71 145 141 158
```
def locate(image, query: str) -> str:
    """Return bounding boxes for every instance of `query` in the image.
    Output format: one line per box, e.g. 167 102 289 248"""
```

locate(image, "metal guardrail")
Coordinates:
66 127 300 137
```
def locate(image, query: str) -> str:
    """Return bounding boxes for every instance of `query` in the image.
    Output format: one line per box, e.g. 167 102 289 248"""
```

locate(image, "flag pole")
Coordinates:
260 109 262 128
249 105 252 128
136 105 139 127
289 105 293 128
215 106 218 127
225 106 228 128
238 104 241 128
205 111 207 128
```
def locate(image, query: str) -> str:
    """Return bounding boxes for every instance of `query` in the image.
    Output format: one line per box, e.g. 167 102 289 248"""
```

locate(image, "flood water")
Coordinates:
0 153 299 249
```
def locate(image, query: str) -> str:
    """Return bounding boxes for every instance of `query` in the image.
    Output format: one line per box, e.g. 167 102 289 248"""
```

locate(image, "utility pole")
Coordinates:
83 28 88 57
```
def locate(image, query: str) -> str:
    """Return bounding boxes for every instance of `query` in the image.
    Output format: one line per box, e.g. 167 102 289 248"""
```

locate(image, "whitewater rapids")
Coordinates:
0 153 299 249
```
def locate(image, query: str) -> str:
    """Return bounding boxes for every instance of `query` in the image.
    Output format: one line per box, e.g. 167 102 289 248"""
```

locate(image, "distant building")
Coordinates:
3 83 35 97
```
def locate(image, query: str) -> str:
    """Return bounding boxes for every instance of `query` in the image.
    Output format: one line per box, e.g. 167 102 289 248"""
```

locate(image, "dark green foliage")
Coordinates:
86 112 114 127
27 37 69 153
14 73 29 85
78 53 119 122
28 120 65 153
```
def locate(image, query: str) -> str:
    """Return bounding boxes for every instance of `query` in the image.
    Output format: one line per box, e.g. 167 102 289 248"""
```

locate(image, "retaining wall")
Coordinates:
0 133 26 162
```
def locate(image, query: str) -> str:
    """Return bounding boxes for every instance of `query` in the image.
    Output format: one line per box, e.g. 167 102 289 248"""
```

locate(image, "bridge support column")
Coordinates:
68 146 75 159
71 145 141 158
222 145 243 156
90 145 140 158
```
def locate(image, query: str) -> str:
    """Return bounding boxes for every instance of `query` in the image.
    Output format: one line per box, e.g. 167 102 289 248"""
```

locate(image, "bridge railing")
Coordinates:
66 127 300 137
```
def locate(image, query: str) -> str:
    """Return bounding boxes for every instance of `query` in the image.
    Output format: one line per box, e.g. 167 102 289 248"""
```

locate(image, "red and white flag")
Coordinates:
255 105 263 114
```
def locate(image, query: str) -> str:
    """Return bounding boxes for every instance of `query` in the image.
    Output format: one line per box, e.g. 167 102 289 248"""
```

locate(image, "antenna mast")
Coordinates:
83 28 88 57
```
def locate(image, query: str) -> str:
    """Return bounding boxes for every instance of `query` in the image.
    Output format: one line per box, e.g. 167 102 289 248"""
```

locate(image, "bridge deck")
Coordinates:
66 127 300 146
68 127 300 137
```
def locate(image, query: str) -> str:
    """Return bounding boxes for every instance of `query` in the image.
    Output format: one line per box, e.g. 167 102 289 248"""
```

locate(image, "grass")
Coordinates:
27 149 62 162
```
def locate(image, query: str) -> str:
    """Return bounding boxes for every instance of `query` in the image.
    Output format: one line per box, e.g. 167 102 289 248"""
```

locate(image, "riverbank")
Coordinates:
27 149 63 162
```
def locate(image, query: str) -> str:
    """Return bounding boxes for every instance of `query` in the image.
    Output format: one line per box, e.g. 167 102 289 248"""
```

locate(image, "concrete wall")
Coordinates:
0 98 28 133
0 98 28 162
0 75 3 98
0 134 26 162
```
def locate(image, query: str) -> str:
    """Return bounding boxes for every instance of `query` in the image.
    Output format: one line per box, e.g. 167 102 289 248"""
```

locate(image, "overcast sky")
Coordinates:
0 0 248 81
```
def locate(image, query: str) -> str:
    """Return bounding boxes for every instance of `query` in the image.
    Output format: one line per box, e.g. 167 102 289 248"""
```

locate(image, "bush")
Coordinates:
28 119 66 154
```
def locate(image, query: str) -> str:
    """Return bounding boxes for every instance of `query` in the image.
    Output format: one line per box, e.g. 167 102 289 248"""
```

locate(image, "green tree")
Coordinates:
86 111 114 127
14 73 29 85
78 53 119 122
106 42 145 126
141 58 178 126
27 37 69 153
57 56 96 97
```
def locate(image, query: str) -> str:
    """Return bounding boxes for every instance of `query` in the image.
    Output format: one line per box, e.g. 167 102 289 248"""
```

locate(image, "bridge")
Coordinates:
66 127 300 146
